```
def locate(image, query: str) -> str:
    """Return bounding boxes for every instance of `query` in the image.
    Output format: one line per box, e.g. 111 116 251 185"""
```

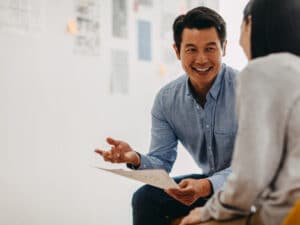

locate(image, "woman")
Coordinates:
179 0 300 225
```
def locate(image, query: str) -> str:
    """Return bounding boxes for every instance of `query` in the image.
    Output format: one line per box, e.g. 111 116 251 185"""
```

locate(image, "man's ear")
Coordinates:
173 43 181 60
222 40 227 57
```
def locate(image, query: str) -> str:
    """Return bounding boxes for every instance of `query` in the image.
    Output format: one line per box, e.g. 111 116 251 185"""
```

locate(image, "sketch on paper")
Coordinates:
73 0 101 56
112 0 127 38
137 20 151 61
139 0 153 7
0 0 41 32
110 49 129 94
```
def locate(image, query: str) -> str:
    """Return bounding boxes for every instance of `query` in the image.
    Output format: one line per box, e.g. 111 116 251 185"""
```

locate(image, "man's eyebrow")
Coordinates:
206 42 218 46
184 43 197 48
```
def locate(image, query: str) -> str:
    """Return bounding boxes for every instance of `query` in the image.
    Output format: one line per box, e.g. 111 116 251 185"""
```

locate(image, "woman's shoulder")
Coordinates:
240 53 300 84
250 52 299 67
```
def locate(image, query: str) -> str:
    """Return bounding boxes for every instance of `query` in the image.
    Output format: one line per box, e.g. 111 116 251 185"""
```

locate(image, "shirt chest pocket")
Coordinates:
213 107 237 135
213 116 237 158
213 132 236 167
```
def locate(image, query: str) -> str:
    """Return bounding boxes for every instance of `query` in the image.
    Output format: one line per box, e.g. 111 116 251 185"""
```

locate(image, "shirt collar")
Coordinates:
185 63 225 101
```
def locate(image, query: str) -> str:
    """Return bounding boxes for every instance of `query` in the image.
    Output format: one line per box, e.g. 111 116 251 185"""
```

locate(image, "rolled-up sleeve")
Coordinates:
207 167 232 193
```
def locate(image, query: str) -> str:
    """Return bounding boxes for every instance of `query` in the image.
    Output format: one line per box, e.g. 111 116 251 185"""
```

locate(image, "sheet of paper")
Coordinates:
95 167 178 189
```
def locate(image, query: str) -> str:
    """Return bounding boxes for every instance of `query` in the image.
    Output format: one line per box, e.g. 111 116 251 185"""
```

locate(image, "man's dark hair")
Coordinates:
172 6 226 52
243 0 300 59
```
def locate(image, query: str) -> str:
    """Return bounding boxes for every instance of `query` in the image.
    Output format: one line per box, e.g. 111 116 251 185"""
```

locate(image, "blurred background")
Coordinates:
0 0 248 224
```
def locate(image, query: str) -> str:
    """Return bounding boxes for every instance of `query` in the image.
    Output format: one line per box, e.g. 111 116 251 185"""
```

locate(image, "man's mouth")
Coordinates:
192 66 212 74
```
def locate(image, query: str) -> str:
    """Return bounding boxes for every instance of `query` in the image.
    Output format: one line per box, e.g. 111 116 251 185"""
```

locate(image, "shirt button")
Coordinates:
206 124 210 128
208 146 211 150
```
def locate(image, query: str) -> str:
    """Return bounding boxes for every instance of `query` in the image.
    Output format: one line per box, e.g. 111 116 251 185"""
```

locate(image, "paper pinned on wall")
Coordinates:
0 0 42 33
139 0 153 7
112 0 127 38
73 0 101 56
95 167 179 189
137 20 151 61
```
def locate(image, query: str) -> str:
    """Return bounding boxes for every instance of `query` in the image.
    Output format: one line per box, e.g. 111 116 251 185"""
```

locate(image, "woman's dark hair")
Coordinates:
173 6 226 52
243 0 300 59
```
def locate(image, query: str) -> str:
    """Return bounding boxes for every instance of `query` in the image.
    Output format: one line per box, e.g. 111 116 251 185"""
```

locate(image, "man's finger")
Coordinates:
106 137 121 146
165 191 192 206
94 149 104 155
178 179 189 188
103 155 113 162
168 188 191 196
95 149 112 159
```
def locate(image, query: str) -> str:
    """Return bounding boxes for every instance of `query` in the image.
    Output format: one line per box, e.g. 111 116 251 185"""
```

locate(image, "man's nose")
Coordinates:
195 52 208 64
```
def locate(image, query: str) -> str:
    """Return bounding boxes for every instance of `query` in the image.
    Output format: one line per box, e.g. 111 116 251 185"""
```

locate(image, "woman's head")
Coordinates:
240 0 300 60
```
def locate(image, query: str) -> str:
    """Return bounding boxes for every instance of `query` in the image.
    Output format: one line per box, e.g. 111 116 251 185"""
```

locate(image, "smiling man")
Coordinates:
95 6 238 225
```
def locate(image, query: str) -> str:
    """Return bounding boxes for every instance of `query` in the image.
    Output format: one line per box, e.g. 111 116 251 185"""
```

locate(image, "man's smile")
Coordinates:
192 66 213 75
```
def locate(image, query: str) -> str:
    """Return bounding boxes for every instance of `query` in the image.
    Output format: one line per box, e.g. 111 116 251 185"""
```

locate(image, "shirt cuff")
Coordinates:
207 167 232 193
126 152 149 170
207 176 224 193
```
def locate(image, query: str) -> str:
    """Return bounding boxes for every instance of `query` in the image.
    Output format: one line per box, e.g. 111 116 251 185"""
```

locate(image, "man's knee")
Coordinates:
132 184 161 209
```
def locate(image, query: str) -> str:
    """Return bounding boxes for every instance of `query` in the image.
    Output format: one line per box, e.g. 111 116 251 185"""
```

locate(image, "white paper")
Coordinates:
95 167 178 189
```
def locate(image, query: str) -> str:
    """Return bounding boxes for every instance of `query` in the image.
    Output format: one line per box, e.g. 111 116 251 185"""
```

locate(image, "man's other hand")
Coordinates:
165 178 212 206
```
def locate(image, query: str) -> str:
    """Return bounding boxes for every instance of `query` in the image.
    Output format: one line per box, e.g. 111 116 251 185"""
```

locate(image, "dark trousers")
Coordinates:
132 174 209 225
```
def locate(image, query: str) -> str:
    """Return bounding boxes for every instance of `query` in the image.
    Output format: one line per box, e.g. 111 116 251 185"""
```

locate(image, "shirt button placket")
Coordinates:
206 121 214 171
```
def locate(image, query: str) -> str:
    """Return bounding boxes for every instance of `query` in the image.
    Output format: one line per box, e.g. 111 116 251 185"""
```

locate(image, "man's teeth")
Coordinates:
195 67 210 72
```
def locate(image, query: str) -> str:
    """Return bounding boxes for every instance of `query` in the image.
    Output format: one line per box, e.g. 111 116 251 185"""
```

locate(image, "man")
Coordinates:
95 6 238 225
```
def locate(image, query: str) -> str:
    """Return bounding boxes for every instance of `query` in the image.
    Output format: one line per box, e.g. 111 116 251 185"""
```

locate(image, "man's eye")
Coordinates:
206 47 216 52
186 48 196 53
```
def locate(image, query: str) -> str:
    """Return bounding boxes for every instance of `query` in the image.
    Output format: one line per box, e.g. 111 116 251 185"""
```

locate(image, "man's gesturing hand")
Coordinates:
95 137 140 166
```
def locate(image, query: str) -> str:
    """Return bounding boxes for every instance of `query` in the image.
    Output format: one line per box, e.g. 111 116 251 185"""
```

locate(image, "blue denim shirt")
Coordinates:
136 64 238 192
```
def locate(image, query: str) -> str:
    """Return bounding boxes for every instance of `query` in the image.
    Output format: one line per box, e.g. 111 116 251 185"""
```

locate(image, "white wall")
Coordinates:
0 1 248 225
220 0 249 70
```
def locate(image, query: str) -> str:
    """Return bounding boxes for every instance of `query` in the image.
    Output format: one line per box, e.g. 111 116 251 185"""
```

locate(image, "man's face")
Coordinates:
175 27 226 91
